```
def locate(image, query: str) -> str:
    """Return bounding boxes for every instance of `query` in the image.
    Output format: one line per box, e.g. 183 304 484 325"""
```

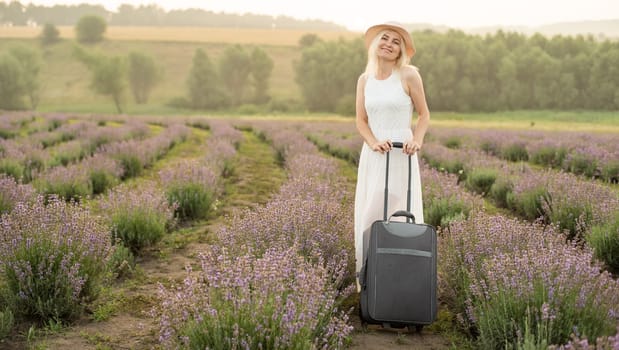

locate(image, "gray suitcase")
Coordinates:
359 142 437 332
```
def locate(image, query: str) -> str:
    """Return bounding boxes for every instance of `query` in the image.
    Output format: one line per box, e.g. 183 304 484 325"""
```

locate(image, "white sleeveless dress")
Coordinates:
354 69 424 281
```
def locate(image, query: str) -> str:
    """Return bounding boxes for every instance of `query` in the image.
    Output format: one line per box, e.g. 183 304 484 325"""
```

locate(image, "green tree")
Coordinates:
299 33 322 48
294 38 365 112
562 53 591 107
8 45 41 109
187 48 226 109
482 39 509 111
218 45 251 106
0 54 26 110
74 46 126 113
127 51 161 104
75 15 107 44
588 47 619 109
249 47 274 104
40 23 60 45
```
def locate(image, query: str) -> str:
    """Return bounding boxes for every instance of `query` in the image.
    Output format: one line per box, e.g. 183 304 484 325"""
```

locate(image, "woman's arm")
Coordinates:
403 66 430 155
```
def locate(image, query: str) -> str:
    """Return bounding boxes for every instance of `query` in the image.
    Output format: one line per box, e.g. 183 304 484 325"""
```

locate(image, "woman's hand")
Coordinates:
403 140 422 155
371 140 392 154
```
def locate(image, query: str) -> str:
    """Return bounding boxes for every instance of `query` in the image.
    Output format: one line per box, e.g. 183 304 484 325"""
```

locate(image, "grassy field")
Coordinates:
0 25 363 114
431 110 619 132
0 36 307 113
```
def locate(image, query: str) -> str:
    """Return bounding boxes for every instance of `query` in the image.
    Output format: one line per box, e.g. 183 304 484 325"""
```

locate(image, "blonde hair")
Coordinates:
364 29 411 76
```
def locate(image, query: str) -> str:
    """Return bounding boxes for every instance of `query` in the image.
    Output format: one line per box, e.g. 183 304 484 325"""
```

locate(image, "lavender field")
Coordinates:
0 112 618 349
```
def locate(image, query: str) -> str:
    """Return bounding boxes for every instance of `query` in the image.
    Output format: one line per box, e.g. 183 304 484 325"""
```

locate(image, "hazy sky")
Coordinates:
23 0 619 31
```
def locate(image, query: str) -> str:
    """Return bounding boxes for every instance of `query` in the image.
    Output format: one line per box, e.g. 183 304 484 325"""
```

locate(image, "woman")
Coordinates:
354 21 430 289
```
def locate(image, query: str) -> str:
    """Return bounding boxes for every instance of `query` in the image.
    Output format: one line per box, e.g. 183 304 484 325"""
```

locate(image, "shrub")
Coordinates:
440 213 619 349
501 143 529 162
40 23 60 45
488 178 513 208
507 186 550 222
156 246 353 349
563 153 597 178
203 138 238 177
22 155 45 183
98 183 175 254
443 136 461 149
530 146 567 168
218 177 353 277
90 170 117 195
117 154 142 179
81 155 123 195
601 160 619 183
266 96 304 113
159 160 219 221
107 244 135 279
549 326 619 349
464 168 497 196
0 174 36 214
543 193 593 241
0 196 111 322
165 183 214 221
37 165 92 202
480 140 500 156
587 214 619 274
50 140 87 167
0 158 24 181
424 197 469 228
423 154 465 178
165 96 190 109
236 103 261 115
75 15 106 44
539 171 618 241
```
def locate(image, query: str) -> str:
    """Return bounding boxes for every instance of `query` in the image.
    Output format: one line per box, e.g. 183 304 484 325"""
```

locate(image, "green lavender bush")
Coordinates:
0 196 111 322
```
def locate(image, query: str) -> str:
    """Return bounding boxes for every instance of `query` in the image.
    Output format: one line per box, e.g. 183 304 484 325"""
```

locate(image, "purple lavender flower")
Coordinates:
0 195 111 321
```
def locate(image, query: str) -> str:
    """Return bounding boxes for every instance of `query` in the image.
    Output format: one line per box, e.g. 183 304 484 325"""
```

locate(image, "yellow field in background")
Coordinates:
0 25 362 45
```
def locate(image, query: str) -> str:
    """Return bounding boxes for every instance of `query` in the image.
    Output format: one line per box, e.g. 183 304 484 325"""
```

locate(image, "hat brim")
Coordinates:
364 23 415 58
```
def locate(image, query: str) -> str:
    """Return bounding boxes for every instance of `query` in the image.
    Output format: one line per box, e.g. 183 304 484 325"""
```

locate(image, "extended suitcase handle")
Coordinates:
388 210 416 223
384 142 414 223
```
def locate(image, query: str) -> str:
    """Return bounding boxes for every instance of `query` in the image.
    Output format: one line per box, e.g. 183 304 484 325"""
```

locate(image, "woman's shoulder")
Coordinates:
357 72 369 86
400 65 422 83
401 65 421 77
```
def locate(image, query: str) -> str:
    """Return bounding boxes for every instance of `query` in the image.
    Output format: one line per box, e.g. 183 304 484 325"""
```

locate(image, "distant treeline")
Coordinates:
2 16 619 113
416 30 619 111
299 30 619 112
0 1 346 30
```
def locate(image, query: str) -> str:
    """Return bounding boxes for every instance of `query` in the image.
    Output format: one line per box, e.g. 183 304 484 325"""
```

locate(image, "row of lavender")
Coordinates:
0 114 241 342
0 113 191 203
302 121 619 349
429 127 619 183
421 142 619 277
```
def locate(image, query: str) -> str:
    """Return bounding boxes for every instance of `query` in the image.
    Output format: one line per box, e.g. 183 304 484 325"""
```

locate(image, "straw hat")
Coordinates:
364 21 415 57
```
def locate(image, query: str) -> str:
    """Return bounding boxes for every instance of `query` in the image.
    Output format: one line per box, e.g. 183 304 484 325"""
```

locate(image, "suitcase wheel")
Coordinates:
408 325 424 333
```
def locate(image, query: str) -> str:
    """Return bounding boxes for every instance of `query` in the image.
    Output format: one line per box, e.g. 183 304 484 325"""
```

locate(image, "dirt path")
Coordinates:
350 326 452 350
